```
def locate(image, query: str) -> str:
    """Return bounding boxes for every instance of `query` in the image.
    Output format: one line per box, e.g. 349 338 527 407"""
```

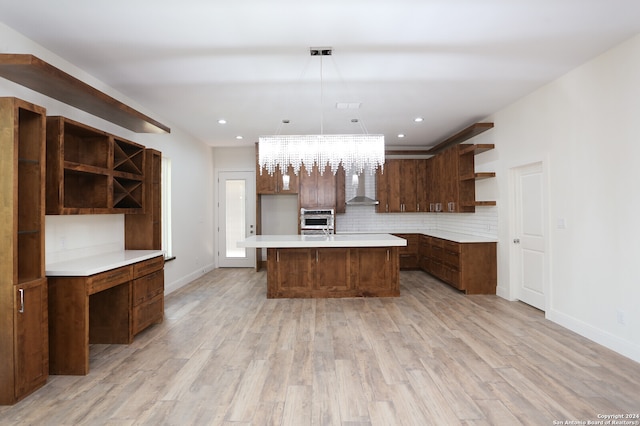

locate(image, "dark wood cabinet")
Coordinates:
125 149 162 250
426 144 496 213
394 233 420 269
352 247 399 296
48 255 164 375
299 163 336 209
256 163 299 195
314 248 352 292
266 247 399 298
267 248 313 297
0 97 49 405
131 257 164 335
46 116 146 214
419 235 496 294
376 159 428 213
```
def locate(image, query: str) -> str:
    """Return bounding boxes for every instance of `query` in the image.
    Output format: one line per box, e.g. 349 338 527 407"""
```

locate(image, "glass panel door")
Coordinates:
218 171 255 267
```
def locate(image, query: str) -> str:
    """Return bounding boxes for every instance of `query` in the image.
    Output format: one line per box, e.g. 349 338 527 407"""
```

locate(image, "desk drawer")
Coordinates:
132 269 164 306
132 293 164 335
133 256 164 278
88 266 132 295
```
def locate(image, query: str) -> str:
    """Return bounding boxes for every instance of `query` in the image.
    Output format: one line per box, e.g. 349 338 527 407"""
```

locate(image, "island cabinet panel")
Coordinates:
351 247 399 297
267 248 312 297
314 248 351 293
266 247 399 298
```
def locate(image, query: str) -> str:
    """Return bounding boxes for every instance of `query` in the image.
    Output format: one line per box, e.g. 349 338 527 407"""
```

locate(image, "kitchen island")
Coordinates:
239 234 407 298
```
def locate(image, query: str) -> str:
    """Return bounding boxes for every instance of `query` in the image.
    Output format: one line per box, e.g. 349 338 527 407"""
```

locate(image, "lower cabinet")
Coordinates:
419 235 496 294
267 247 399 298
394 233 420 269
48 255 164 375
132 257 164 335
2 278 49 405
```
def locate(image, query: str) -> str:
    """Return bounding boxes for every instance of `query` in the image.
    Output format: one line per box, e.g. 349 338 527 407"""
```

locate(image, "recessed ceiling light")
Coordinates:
235 135 243 140
414 117 424 123
218 119 227 124
398 134 405 138
336 102 361 109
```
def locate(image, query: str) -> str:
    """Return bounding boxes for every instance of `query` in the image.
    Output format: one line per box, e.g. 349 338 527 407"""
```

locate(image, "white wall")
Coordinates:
0 23 216 294
489 34 640 362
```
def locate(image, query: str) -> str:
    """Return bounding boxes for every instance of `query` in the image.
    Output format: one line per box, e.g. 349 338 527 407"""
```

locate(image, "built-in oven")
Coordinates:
300 208 334 235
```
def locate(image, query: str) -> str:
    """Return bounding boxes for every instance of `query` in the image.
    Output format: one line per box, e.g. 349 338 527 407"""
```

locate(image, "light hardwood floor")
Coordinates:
1 269 638 425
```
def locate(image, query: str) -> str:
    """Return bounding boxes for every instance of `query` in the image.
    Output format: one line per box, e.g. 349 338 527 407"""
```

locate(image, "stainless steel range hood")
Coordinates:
346 173 379 206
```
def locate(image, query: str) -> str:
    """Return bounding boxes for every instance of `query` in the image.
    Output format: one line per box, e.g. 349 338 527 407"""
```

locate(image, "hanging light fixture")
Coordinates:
258 47 385 177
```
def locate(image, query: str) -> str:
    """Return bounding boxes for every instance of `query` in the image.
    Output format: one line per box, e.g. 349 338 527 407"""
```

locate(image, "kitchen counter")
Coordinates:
336 230 496 244
46 250 164 276
239 233 407 248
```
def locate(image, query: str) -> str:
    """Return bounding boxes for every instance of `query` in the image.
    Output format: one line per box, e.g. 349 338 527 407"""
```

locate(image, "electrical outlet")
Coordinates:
616 309 626 326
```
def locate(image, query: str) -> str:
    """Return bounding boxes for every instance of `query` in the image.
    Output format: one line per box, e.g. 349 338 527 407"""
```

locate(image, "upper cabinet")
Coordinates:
377 144 495 214
255 145 299 195
376 159 428 213
45 116 146 214
299 163 336 209
256 164 299 195
426 143 496 213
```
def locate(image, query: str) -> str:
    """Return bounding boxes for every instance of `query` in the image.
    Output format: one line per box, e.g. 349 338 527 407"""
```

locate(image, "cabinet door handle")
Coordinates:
386 249 390 262
277 250 280 262
316 250 319 263
18 288 24 313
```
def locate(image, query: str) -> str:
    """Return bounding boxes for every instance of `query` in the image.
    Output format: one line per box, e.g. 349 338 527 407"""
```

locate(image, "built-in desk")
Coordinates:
46 250 164 375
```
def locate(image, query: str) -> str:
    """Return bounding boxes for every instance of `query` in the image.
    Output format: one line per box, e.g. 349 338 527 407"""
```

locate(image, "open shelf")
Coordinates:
113 177 144 209
63 169 109 209
0 54 170 133
459 143 495 156
47 116 148 214
114 138 144 175
460 172 496 181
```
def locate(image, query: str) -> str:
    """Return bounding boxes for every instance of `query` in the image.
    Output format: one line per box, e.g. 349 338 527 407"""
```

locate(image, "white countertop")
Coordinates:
337 230 497 243
239 233 407 248
46 250 164 276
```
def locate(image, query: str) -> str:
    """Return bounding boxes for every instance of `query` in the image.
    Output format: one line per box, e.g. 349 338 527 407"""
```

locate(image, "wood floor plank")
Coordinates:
1 268 638 425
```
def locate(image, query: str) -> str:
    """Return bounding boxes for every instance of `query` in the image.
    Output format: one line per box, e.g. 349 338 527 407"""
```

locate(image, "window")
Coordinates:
161 156 173 259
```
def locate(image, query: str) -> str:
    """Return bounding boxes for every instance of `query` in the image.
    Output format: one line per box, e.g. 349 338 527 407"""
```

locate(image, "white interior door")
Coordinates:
511 161 548 310
218 171 255 267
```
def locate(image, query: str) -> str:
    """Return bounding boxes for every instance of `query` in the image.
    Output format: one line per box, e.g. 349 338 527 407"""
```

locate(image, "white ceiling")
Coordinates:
2 0 640 149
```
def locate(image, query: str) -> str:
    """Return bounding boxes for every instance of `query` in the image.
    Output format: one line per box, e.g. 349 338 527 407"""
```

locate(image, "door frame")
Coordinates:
508 159 551 311
217 171 256 268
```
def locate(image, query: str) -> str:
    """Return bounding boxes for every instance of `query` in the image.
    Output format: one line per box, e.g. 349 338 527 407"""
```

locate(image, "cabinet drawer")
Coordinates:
133 256 164 278
443 249 460 268
132 293 163 335
443 241 460 253
132 269 164 306
88 266 132 295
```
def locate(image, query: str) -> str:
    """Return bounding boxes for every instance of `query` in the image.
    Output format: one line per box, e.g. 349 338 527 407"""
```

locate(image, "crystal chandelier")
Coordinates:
259 134 384 176
258 48 385 176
